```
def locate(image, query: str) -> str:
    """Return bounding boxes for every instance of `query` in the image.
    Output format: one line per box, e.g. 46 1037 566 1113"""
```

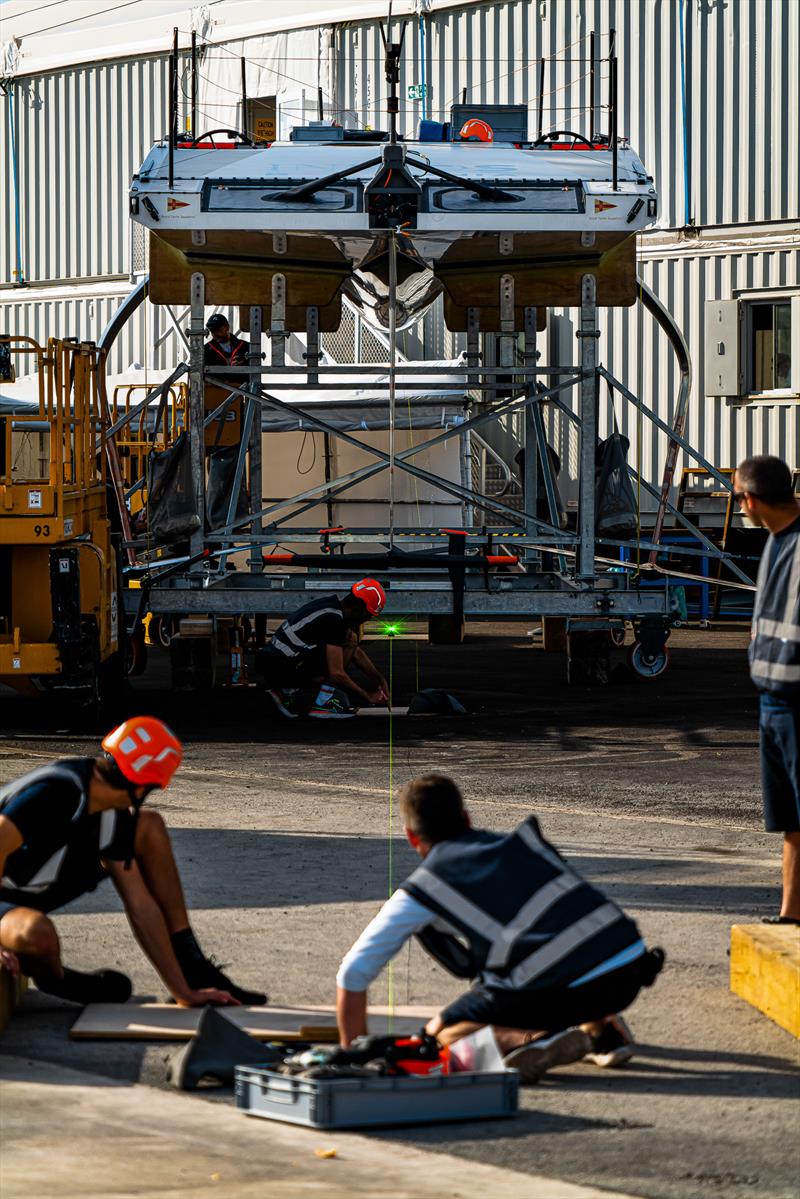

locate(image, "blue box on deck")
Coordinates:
417 119 448 142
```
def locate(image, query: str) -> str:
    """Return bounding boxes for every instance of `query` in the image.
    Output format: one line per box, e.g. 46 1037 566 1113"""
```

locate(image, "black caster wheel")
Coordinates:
627 641 670 680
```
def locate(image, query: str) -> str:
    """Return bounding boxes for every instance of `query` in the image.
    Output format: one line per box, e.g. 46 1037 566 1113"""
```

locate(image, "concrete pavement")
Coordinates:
1 628 799 1198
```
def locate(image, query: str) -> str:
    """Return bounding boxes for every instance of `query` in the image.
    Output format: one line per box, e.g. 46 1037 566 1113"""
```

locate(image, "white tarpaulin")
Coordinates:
258 360 469 432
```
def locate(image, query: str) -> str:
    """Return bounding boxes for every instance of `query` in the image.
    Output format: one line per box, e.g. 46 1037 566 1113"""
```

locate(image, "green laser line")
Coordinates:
387 632 394 1031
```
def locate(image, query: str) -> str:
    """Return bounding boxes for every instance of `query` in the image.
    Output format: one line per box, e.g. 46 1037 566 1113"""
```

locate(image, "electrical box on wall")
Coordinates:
704 299 741 396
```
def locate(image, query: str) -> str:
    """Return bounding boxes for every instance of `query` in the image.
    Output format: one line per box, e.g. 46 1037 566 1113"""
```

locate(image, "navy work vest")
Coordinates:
401 818 641 993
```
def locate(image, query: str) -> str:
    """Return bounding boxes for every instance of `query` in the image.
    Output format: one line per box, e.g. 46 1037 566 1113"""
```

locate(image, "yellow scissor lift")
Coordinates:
0 336 124 713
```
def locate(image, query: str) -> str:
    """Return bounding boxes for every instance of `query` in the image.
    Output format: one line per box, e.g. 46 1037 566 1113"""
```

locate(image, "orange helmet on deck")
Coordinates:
351 578 386 616
102 716 183 790
459 118 494 142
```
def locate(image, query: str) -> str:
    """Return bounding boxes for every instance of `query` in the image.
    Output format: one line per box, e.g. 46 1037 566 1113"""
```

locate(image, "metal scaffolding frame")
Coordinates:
98 266 754 627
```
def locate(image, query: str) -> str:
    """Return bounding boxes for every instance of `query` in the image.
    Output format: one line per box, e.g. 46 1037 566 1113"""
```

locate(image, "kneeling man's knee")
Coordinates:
2 910 59 960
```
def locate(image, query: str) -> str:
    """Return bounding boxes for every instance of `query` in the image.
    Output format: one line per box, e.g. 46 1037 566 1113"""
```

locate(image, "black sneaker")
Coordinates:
34 967 132 1005
268 688 298 719
181 953 267 1006
309 694 354 719
503 1028 592 1083
584 1015 635 1068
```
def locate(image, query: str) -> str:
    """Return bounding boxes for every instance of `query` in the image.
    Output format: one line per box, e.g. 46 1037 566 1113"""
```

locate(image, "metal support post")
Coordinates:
522 306 539 565
305 305 320 385
577 274 598 581
388 231 397 548
460 428 473 529
247 304 263 572
270 275 286 368
188 272 206 564
498 272 516 370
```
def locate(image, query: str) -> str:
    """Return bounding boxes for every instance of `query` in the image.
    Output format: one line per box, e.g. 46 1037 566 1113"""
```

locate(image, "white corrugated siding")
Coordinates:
540 243 800 507
1 0 797 490
336 0 799 229
2 58 171 285
2 286 186 374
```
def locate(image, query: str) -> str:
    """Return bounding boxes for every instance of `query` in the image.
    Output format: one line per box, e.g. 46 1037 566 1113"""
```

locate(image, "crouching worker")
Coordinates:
256 578 390 719
336 775 664 1082
0 717 266 1007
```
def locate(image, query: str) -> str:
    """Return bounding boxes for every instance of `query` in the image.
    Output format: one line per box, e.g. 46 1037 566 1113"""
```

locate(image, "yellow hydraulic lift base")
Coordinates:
0 337 124 713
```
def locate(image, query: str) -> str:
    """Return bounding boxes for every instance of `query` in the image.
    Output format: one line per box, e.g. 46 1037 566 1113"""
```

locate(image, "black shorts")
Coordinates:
255 647 324 687
439 949 664 1031
759 694 800 833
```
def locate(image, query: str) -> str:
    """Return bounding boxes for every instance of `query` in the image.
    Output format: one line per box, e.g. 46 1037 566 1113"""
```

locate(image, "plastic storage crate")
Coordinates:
235 1066 519 1129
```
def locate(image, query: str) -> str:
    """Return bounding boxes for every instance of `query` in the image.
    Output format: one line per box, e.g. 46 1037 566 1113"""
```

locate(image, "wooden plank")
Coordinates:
357 705 411 717
69 1004 425 1042
730 923 800 1039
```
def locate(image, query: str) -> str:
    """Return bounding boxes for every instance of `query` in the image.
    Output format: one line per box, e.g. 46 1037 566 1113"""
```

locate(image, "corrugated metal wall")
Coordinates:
1 285 174 373
1 57 170 286
337 0 799 229
541 243 800 508
1 1 797 480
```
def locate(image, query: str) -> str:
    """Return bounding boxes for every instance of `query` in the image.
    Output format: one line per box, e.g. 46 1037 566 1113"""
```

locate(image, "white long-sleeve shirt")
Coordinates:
336 888 646 993
336 890 435 991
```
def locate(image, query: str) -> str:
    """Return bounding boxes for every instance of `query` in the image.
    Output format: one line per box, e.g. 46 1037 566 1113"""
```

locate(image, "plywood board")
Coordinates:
357 705 411 717
70 1003 426 1042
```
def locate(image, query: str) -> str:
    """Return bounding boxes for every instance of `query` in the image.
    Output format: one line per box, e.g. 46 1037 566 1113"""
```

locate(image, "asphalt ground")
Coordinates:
1 624 799 1199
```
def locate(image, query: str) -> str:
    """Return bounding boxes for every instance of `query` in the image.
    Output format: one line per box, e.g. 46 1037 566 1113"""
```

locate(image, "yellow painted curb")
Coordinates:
730 923 800 1038
0 968 28 1036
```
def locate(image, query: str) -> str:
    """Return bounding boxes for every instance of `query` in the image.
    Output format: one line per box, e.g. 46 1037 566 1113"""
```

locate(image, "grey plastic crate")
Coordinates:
235 1066 518 1129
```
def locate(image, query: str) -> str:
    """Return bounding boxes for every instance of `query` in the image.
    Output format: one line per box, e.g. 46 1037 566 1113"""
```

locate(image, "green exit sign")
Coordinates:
407 83 428 101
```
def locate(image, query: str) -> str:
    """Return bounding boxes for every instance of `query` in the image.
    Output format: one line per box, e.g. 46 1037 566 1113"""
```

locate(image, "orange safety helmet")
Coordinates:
459 118 494 143
102 716 183 790
351 578 386 616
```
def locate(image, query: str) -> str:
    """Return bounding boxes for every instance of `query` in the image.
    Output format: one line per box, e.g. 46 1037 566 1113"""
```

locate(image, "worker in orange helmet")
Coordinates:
459 118 494 142
0 717 266 1007
256 578 390 718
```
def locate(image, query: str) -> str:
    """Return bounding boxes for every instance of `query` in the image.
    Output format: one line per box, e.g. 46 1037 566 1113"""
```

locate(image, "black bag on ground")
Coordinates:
206 445 249 534
595 433 638 540
147 433 201 544
408 688 466 715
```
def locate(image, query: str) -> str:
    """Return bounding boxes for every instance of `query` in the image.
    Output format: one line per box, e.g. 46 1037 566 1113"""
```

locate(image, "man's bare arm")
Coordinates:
352 647 390 702
337 986 368 1047
325 644 382 703
106 859 238 1007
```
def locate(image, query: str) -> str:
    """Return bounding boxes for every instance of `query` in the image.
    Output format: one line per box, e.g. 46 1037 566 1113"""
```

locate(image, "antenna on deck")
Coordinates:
241 57 248 141
168 27 178 189
379 5 407 145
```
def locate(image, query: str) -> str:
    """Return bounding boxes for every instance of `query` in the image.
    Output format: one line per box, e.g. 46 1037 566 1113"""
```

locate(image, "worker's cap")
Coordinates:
459 118 493 142
102 716 183 789
206 314 230 332
351 578 386 616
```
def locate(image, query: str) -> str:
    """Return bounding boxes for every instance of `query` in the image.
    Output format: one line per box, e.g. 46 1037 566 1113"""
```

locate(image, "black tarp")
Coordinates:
595 433 638 540
206 445 249 533
147 434 201 544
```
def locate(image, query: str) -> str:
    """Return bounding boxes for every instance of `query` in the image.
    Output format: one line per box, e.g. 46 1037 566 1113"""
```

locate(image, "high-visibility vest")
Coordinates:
401 817 641 992
749 519 800 697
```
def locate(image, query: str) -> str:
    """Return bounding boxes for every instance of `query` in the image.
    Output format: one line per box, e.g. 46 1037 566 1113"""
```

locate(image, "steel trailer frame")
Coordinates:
99 264 753 633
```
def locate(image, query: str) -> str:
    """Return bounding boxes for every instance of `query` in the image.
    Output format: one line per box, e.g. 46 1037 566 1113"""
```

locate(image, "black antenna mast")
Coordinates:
379 3 407 145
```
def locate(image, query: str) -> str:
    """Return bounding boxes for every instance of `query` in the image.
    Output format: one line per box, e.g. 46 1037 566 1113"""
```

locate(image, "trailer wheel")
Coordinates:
154 615 177 649
627 641 670 680
126 632 148 677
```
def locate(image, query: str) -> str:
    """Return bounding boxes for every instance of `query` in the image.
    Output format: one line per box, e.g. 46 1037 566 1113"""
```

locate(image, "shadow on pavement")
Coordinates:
51 830 772 916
